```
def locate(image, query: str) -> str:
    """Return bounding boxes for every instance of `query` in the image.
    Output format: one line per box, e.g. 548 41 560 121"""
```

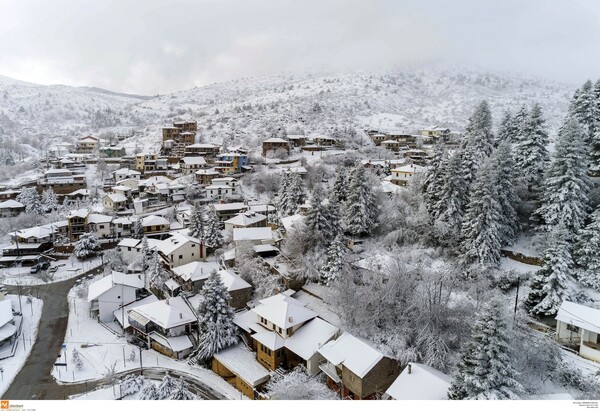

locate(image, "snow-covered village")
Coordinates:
0 1 599 409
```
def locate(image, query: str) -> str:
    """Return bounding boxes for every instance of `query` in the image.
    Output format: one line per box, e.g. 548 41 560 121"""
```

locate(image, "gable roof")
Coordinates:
172 261 221 282
141 215 169 227
218 269 252 292
385 363 451 400
225 212 266 227
0 200 24 209
181 157 207 166
155 232 200 256
130 296 196 329
284 317 338 360
233 227 273 242
0 299 13 329
104 193 127 203
87 271 144 302
556 301 600 334
318 332 386 378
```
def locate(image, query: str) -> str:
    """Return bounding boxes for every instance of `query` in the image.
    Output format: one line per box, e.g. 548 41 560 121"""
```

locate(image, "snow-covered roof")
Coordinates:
118 238 141 248
113 216 137 225
252 293 317 329
66 189 90 197
155 232 200 256
68 208 89 219
391 165 426 174
225 212 266 227
212 177 236 183
218 269 252 292
12 225 55 239
385 363 451 400
87 271 144 302
213 344 271 386
149 332 193 353
172 261 221 282
181 157 207 166
252 330 285 350
0 200 24 209
556 301 600 334
247 204 276 214
88 214 113 224
233 310 259 334
164 278 180 291
114 168 141 176
263 138 289 143
104 193 127 203
141 215 169 227
187 143 218 149
195 169 221 175
233 227 273 242
284 318 338 360
213 202 247 212
112 185 131 192
318 332 385 378
280 214 303 232
381 181 402 194
130 296 196 329
0 299 13 329
113 295 159 329
253 244 279 254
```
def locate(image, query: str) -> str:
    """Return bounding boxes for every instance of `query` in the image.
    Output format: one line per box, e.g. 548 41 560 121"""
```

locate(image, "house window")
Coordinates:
567 324 580 333
179 255 183 259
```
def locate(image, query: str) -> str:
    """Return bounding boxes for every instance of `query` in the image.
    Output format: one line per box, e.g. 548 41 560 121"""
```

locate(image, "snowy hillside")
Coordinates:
0 68 576 152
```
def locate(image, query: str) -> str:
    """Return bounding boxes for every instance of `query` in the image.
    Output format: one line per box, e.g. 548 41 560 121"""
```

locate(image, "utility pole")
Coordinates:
513 277 520 325
139 346 143 376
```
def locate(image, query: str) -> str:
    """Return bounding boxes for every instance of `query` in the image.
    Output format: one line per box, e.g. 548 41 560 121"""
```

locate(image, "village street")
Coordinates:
2 275 226 400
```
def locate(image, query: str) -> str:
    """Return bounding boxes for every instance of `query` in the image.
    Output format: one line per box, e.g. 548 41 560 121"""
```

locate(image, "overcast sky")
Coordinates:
0 0 599 95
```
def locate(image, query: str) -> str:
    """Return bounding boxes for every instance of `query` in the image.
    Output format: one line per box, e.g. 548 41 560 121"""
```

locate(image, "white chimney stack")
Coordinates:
408 364 412 374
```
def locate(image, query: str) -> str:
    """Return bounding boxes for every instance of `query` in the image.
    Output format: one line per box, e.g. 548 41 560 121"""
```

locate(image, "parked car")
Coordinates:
48 266 59 273
29 265 40 274
40 261 50 270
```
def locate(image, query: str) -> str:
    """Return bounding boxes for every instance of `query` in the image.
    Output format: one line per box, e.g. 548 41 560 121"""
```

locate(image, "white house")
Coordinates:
383 363 451 400
224 212 267 231
155 232 206 269
87 271 145 323
206 177 240 200
0 200 25 217
103 193 128 213
113 168 141 182
556 301 600 363
390 164 426 186
180 157 207 175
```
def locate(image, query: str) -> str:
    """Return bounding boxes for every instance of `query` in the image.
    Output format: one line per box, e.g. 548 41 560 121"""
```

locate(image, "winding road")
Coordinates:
2 274 226 400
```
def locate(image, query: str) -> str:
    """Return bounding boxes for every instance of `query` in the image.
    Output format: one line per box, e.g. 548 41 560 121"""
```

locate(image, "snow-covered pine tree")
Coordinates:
41 188 59 213
138 237 152 273
72 348 83 371
265 366 338 400
343 166 377 237
423 140 447 218
194 271 238 362
133 219 144 239
569 80 596 142
203 209 223 249
512 105 529 142
460 160 503 269
513 103 550 193
589 130 600 174
170 377 195 400
532 117 590 239
325 201 344 244
495 110 515 146
73 232 101 259
304 185 330 244
448 299 522 400
139 382 159 400
188 202 205 241
434 150 468 242
320 235 347 285
575 206 600 290
120 375 144 396
491 142 520 245
330 167 349 204
157 374 178 400
16 187 44 214
276 173 292 216
460 100 494 187
525 226 574 316
287 172 306 214
148 250 167 295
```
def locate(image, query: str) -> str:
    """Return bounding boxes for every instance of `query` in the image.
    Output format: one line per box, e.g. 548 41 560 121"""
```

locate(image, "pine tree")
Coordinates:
460 101 494 187
203 210 223 249
133 219 144 239
423 141 447 217
120 375 144 396
157 374 178 400
320 235 346 286
16 187 44 214
325 201 344 244
304 185 330 244
574 206 600 291
343 166 377 237
495 110 515 146
276 173 293 216
194 271 238 362
533 118 590 239
148 250 167 294
460 160 503 269
525 226 574 316
139 383 159 400
435 150 468 241
74 232 101 259
287 173 305 213
188 203 205 241
513 103 550 193
330 167 349 204
569 80 596 142
490 142 520 244
448 299 522 400
512 105 529 143
170 377 195 400
589 130 600 174
41 188 59 212
72 348 83 371
139 237 152 273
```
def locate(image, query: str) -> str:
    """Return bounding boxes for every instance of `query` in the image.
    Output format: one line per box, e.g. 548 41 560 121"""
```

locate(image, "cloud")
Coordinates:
0 0 598 94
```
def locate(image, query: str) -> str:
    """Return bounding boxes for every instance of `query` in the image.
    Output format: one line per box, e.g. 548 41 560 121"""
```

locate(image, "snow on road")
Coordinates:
0 294 43 397
52 282 241 400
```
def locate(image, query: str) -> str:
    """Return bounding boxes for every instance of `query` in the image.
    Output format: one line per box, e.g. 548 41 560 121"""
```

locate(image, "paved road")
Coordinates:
2 275 226 400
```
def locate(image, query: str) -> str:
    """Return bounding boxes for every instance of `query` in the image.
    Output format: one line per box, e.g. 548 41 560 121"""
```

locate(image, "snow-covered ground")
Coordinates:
1 256 102 286
53 281 241 400
0 294 43 397
499 257 541 275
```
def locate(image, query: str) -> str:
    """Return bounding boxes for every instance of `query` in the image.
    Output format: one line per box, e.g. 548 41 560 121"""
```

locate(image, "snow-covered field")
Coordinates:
0 294 43 397
53 281 241 400
1 256 102 286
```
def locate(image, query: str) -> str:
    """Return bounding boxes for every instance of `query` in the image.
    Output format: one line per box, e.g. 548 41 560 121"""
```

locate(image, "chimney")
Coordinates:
179 313 183 319
288 316 293 323
408 364 412 374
